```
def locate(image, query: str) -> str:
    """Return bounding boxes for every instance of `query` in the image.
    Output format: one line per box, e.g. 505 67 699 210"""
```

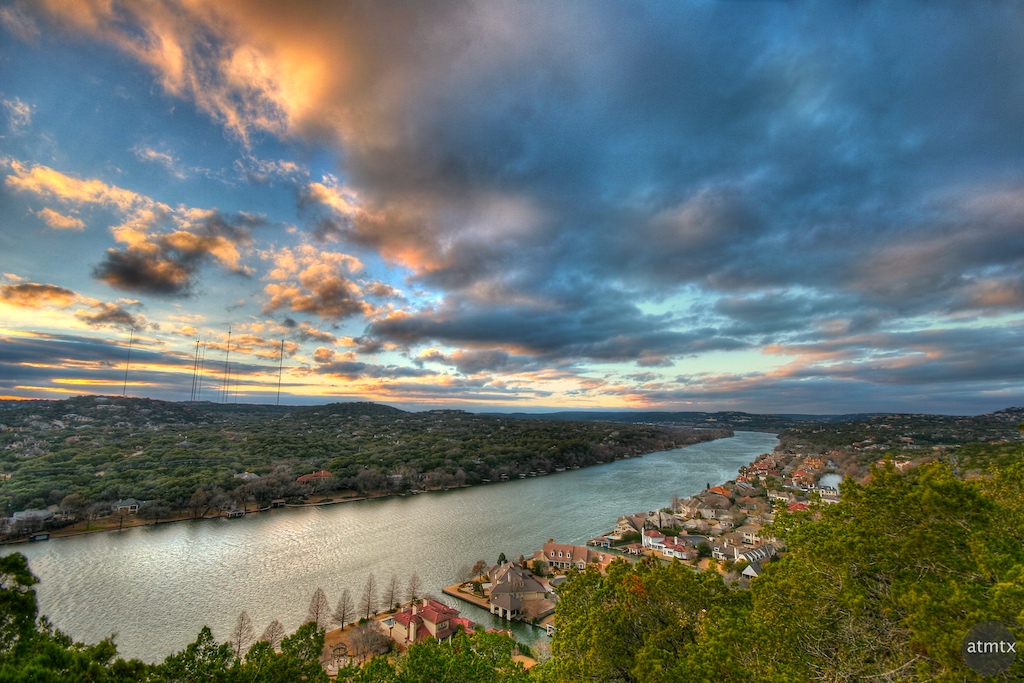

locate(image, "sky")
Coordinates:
1 1 1023 415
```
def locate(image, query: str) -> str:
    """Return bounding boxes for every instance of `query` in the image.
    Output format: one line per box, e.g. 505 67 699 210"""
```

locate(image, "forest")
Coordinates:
0 396 728 525
2 449 1021 681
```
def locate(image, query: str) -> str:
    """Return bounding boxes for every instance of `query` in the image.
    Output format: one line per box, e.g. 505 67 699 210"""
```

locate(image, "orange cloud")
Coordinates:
0 282 78 308
35 207 86 230
6 159 148 211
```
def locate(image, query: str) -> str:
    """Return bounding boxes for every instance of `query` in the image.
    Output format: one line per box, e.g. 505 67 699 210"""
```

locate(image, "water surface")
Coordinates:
3 431 778 662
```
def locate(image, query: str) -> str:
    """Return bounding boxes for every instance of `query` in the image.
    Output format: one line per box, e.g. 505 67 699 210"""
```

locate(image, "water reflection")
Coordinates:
3 431 778 662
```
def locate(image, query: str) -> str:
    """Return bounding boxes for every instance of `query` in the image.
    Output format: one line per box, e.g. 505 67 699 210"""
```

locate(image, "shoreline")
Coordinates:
2 431 740 546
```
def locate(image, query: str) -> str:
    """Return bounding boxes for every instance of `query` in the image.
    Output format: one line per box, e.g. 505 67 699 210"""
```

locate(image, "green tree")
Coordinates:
151 626 233 683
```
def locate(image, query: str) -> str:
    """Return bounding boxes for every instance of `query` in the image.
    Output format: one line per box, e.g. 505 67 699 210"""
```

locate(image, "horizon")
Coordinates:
3 3 1024 416
1 392 1017 420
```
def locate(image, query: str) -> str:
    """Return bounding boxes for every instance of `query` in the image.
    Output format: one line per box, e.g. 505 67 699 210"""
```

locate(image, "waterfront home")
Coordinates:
487 562 549 621
541 542 615 572
612 513 647 538
646 510 677 529
296 469 333 484
641 529 666 550
389 599 466 644
114 498 142 514
9 509 54 532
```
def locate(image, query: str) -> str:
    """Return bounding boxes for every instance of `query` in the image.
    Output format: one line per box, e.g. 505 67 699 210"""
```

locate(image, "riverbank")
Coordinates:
3 431 736 545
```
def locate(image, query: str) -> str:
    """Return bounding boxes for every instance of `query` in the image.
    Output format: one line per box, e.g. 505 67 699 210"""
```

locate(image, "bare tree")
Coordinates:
405 572 422 603
332 588 354 630
382 575 400 611
360 573 378 621
260 619 286 650
230 610 256 659
350 622 389 663
306 586 331 629
471 559 488 578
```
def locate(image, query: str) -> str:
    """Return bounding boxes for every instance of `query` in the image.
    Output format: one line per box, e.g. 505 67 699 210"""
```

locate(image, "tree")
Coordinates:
306 587 331 629
154 625 234 682
59 493 87 519
349 622 389 663
696 540 712 558
361 574 378 621
405 573 422 603
259 619 286 650
333 589 354 630
471 559 488 578
382 575 400 611
242 622 329 683
497 552 507 565
188 488 208 519
0 552 38 656
229 610 255 659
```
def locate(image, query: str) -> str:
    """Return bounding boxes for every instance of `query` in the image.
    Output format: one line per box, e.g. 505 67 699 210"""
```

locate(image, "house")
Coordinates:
233 472 259 481
739 544 777 564
678 498 718 520
787 503 810 512
488 563 548 620
684 518 711 534
612 513 647 538
708 485 730 497
113 498 142 514
660 537 696 561
737 524 763 546
641 529 666 550
541 542 614 572
646 510 677 529
742 561 764 579
296 469 332 484
390 599 464 644
10 509 54 532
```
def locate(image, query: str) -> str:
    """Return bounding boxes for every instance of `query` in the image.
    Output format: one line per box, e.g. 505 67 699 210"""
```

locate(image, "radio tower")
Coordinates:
190 338 201 401
222 326 232 403
276 339 285 405
121 327 135 397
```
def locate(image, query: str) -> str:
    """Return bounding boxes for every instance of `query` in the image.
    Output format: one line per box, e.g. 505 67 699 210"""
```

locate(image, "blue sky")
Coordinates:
1 0 1023 414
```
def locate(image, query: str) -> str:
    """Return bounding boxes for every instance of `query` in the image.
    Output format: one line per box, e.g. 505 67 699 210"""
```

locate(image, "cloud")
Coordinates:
73 301 143 329
94 208 259 296
0 280 146 330
3 97 31 130
4 160 260 296
35 207 86 231
132 144 186 179
261 243 386 320
0 282 79 308
5 159 147 211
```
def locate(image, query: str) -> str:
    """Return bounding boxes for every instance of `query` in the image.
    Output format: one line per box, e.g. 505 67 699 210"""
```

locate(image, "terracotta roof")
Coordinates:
296 469 332 483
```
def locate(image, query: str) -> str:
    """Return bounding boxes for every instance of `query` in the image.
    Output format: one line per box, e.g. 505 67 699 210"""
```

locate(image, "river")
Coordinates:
2 430 778 663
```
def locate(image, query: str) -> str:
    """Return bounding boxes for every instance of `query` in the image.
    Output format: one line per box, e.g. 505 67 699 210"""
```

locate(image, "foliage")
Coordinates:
336 630 528 683
0 396 716 524
535 459 1024 682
